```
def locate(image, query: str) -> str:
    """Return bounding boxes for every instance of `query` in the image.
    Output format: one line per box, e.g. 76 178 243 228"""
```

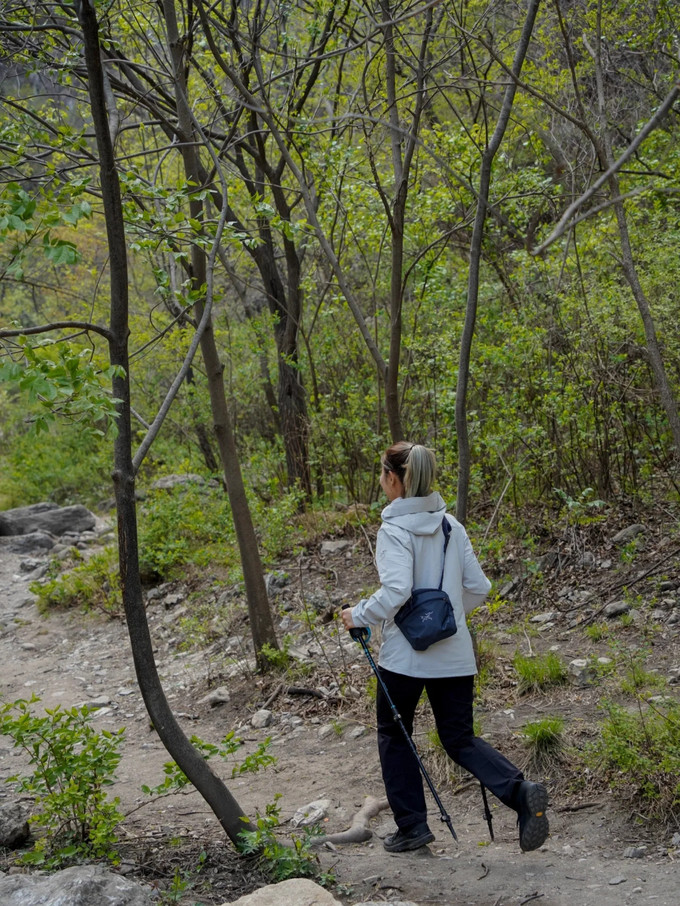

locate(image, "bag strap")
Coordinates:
437 516 451 590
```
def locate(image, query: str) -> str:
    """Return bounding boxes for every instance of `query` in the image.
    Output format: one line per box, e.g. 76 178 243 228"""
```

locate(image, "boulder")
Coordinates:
0 801 30 849
151 474 205 490
319 540 351 555
611 524 646 545
0 504 96 537
251 709 273 728
223 878 344 906
0 864 154 905
200 686 231 706
0 532 55 554
604 600 630 618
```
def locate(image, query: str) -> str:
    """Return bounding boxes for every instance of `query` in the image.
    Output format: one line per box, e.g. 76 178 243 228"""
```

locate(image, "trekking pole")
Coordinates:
480 782 494 841
342 605 457 843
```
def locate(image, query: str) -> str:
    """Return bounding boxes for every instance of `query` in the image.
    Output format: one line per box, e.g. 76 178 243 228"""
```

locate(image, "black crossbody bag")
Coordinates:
394 517 457 651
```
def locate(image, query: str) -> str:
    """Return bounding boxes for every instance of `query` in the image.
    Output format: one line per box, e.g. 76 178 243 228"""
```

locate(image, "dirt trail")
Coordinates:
1 546 679 906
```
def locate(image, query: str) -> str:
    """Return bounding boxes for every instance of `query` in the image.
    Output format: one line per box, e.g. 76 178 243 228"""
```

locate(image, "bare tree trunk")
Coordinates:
380 0 406 443
455 0 541 524
162 0 278 660
74 0 254 846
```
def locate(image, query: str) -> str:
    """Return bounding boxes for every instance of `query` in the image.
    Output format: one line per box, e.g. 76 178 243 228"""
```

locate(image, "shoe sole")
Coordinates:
383 830 435 852
519 784 549 852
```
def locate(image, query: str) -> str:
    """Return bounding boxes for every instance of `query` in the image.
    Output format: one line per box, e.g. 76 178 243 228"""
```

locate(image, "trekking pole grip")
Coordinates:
341 604 370 642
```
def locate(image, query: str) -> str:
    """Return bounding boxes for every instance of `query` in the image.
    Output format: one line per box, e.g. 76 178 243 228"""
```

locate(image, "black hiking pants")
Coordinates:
376 668 523 832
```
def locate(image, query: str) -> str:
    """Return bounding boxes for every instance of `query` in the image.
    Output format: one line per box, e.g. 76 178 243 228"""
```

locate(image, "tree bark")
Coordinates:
74 0 254 846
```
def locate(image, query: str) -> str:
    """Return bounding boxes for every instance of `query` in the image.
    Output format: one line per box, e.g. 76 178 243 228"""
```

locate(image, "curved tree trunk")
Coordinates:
74 0 254 846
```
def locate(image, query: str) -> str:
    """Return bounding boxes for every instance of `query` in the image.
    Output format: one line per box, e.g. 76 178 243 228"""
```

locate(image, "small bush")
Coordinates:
523 717 564 754
238 796 332 884
522 717 565 772
0 696 125 867
143 732 276 796
585 622 608 642
609 644 665 696
30 547 121 614
513 651 568 694
251 486 307 561
137 481 234 580
588 700 680 821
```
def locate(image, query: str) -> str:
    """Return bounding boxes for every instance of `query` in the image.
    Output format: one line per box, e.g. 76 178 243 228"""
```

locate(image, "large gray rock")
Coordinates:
223 878 344 906
611 523 646 545
0 801 30 848
151 473 206 490
0 864 154 905
0 532 55 554
0 504 96 537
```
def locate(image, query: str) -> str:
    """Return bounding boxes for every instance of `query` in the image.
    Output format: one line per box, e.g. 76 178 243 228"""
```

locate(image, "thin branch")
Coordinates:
532 81 680 254
0 320 112 341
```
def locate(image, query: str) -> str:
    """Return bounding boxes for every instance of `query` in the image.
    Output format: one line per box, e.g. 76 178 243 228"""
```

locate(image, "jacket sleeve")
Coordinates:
459 530 492 613
350 525 413 627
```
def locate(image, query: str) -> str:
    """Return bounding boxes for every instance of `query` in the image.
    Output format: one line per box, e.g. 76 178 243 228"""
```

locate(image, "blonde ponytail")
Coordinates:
403 444 436 497
382 441 436 498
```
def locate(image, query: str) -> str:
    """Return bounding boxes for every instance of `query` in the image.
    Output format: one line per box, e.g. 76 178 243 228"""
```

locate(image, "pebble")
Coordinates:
251 709 273 728
624 845 647 858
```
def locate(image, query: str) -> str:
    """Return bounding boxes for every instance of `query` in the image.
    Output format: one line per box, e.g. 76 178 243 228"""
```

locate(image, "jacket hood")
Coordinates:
381 491 447 536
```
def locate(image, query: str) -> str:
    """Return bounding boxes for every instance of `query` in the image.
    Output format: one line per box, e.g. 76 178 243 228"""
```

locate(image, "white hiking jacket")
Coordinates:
350 492 491 678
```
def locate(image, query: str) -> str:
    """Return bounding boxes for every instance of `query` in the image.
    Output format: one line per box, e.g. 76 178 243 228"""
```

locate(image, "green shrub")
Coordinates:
143 732 276 796
0 696 125 867
513 651 568 694
30 547 121 614
522 717 564 760
0 412 111 508
585 622 609 642
238 796 333 884
137 480 234 580
588 700 680 820
251 486 307 561
609 643 666 696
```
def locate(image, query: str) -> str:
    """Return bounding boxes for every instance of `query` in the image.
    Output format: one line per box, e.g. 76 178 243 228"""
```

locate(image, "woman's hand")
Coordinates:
341 606 356 631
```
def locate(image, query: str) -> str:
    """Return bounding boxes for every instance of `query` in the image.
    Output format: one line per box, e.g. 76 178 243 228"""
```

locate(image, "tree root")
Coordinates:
312 795 389 845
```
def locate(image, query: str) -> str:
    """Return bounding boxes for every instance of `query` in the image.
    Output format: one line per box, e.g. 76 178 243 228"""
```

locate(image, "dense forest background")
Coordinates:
1 0 679 546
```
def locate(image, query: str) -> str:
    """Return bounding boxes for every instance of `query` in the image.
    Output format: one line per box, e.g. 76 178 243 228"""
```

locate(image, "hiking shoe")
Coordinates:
516 781 549 852
383 826 435 852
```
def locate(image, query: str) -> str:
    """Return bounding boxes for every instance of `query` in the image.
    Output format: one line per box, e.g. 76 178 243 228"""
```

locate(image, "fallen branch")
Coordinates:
558 800 606 813
263 683 284 709
519 894 544 906
286 686 341 702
